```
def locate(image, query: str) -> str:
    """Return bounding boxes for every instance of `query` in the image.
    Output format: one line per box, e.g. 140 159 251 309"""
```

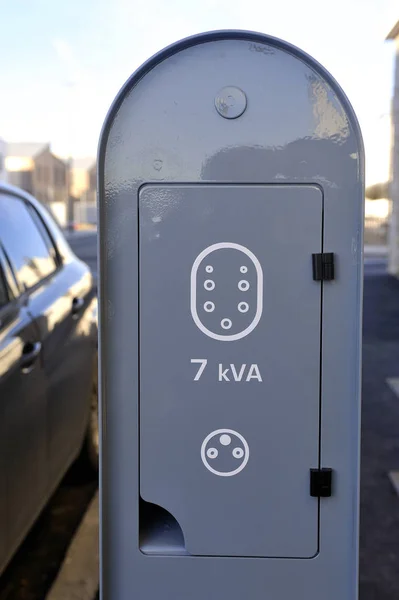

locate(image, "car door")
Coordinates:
22 200 95 484
0 221 47 574
0 253 12 574
0 191 95 492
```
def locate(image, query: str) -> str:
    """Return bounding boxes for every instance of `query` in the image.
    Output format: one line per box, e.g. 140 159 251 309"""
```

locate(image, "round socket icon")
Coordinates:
201 429 250 477
190 243 263 341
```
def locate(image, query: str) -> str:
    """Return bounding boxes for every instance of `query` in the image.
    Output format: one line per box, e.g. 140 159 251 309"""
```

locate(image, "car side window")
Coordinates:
28 204 59 265
0 194 57 292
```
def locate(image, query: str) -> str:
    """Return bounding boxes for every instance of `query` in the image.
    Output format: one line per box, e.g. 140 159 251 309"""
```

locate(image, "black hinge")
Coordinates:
310 468 333 497
312 253 335 281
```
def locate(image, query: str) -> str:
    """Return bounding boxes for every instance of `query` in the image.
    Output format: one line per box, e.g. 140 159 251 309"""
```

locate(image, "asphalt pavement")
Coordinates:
66 236 399 599
360 257 399 599
0 466 96 600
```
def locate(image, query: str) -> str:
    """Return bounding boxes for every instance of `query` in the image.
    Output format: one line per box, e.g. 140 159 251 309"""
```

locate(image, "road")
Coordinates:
360 256 399 599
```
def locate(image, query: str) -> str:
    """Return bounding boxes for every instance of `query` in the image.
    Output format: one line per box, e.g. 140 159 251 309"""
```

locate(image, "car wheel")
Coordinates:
73 365 99 478
86 367 99 471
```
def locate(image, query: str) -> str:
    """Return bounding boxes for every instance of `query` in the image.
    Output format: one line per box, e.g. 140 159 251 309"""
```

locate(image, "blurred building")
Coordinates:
68 157 97 226
365 22 399 268
88 162 97 203
0 138 7 182
70 157 96 202
5 142 69 204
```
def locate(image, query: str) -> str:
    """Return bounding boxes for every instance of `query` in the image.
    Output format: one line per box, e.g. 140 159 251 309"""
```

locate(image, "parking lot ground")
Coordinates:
360 264 399 599
46 493 99 600
0 465 97 600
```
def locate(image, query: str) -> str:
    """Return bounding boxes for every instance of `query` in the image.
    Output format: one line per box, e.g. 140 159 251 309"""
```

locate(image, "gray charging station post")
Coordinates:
98 30 364 600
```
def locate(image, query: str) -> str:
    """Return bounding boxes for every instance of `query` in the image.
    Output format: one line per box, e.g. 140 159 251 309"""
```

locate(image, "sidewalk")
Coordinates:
360 268 399 599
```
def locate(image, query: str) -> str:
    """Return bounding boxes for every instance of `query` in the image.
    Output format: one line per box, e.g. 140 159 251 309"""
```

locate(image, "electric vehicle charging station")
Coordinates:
98 30 364 600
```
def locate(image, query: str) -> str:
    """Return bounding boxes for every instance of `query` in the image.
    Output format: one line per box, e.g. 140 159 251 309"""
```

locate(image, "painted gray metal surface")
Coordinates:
139 184 322 558
98 30 364 600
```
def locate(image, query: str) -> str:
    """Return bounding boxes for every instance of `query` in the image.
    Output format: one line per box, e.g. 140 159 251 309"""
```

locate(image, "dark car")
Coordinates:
0 182 98 575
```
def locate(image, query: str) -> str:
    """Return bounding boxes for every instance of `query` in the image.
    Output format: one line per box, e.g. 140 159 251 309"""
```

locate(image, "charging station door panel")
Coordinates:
139 184 322 558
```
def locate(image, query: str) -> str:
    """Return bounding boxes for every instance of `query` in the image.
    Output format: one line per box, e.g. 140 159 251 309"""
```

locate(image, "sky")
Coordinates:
0 0 397 185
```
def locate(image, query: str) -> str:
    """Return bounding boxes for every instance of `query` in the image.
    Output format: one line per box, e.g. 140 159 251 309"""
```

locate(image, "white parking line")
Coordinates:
46 492 99 600
387 378 399 397
385 379 399 498
364 245 388 257
389 472 399 497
